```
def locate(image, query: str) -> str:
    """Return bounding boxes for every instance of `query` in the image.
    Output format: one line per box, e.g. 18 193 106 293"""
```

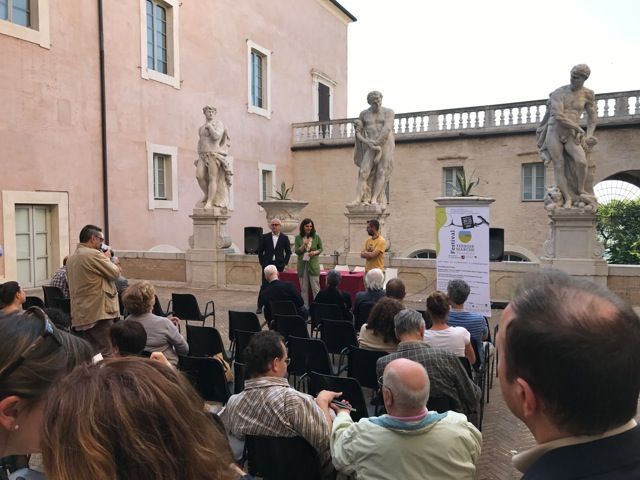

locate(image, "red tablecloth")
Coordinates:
280 270 365 305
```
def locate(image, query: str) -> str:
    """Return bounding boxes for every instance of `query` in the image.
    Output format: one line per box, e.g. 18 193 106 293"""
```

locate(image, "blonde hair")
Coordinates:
122 281 155 316
42 357 236 480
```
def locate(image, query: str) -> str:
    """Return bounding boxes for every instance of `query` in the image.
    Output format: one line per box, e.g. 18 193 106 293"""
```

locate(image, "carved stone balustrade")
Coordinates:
292 90 640 149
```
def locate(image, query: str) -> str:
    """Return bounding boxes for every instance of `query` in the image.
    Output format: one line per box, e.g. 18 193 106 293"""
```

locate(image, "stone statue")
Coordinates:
353 91 395 205
195 105 233 209
536 64 598 211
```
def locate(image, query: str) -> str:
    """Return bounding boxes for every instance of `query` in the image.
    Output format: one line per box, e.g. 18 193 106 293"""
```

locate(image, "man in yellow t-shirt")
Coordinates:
361 219 386 271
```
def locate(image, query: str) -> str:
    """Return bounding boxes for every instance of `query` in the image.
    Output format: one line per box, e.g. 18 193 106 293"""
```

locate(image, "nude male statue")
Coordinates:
195 105 233 209
536 64 598 209
353 91 395 205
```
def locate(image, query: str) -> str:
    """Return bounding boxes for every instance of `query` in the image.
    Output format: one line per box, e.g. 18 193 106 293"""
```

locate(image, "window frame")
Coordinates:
139 0 180 89
521 162 546 201
442 166 464 196
258 162 276 203
311 69 336 121
147 142 178 210
247 40 271 118
0 0 50 48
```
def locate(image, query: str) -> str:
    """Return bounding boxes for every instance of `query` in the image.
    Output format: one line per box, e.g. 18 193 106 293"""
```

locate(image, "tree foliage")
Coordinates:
596 199 640 264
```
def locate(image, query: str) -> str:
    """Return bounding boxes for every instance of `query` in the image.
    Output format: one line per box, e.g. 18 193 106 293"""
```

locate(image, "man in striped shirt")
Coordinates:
220 331 340 477
446 279 488 367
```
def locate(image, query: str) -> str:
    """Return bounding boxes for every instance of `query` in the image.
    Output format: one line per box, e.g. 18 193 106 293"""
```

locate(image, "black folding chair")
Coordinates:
354 301 375 331
24 296 45 309
458 357 473 379
321 319 358 372
234 329 257 364
308 371 369 421
177 355 231 404
152 295 169 317
169 293 215 326
245 435 321 480
266 300 297 327
42 285 65 306
49 297 71 315
416 309 432 329
347 346 388 412
185 325 230 361
228 310 261 356
274 314 309 342
287 336 333 390
427 394 455 413
233 361 246 394
311 302 344 335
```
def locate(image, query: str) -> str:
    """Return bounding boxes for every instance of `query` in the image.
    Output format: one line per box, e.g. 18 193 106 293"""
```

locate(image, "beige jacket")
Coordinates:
67 244 120 327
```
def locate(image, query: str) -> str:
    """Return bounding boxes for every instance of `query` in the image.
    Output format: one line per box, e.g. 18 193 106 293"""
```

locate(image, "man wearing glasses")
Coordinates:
67 224 120 355
256 218 291 314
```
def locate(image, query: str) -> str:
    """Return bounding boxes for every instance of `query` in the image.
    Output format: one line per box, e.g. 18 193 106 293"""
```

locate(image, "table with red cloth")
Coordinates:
280 269 365 305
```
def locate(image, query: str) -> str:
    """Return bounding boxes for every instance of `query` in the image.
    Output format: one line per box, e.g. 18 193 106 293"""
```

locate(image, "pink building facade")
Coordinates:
0 0 353 286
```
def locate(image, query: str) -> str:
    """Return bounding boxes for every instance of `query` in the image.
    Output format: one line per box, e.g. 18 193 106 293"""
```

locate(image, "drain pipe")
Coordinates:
98 0 110 243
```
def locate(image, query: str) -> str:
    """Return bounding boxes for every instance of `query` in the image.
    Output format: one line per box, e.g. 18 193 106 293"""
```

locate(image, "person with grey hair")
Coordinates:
256 217 291 314
446 279 488 367
312 269 353 321
498 269 640 479
258 264 307 326
325 358 481 479
377 309 481 416
353 268 385 321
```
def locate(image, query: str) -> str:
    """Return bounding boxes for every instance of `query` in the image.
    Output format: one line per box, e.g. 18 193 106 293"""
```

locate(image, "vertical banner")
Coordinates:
435 205 491 317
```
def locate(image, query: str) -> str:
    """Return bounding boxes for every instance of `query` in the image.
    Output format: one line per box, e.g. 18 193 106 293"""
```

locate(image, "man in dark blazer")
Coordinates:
259 265 307 325
256 218 291 313
498 270 640 479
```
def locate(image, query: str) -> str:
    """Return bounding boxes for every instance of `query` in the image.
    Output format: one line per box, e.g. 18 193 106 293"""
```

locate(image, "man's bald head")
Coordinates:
383 358 430 414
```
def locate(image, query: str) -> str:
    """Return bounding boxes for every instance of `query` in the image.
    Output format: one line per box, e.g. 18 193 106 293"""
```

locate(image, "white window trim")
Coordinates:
521 162 545 201
443 166 464 196
311 69 336 121
258 162 276 205
147 142 178 210
247 40 271 119
0 0 50 48
1 190 69 282
139 0 180 89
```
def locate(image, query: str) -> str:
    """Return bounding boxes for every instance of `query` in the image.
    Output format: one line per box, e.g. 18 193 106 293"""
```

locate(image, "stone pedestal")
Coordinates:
540 208 607 285
185 208 233 287
344 203 390 265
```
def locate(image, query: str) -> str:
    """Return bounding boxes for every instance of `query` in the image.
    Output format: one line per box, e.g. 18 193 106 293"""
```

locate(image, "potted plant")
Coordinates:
258 180 308 236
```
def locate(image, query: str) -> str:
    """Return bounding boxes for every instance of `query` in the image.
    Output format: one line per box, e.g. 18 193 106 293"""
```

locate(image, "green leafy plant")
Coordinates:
455 169 480 197
269 181 294 200
597 199 640 264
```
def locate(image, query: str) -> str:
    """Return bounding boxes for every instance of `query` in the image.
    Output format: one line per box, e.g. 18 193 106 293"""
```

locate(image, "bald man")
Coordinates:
323 358 482 479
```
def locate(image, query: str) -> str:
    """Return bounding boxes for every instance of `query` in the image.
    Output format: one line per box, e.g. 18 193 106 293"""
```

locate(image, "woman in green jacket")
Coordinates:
294 218 323 310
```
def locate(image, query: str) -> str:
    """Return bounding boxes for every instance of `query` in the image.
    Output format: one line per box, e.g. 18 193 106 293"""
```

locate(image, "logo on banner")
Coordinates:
458 230 472 243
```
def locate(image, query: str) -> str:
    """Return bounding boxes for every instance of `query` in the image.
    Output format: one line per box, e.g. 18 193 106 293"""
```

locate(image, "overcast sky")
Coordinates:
339 0 640 117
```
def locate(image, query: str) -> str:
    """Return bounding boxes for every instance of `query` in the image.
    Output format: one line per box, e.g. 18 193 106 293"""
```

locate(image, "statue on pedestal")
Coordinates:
536 64 598 211
195 106 233 209
353 91 395 205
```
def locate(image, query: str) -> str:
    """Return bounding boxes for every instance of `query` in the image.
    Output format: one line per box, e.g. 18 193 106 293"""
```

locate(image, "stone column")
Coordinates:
344 204 390 266
185 207 233 287
540 208 607 285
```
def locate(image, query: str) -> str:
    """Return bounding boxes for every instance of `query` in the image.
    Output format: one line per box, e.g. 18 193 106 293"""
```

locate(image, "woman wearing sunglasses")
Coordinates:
0 282 26 318
0 308 93 471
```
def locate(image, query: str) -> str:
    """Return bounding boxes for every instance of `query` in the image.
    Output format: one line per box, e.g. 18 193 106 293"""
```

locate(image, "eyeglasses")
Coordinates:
93 233 105 241
0 307 62 383
377 375 391 394
270 224 280 228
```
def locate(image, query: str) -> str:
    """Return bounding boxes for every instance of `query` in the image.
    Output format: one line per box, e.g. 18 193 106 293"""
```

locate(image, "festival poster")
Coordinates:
435 205 491 317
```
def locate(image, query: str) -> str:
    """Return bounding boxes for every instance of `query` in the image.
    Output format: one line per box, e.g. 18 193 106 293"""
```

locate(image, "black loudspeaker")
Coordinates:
489 228 504 261
244 227 263 255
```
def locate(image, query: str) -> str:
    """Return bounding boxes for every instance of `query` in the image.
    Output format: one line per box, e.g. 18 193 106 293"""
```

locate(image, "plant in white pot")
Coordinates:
258 181 309 236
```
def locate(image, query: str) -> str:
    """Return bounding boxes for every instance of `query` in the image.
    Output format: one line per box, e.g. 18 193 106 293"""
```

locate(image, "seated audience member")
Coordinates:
353 268 385 319
325 358 482 479
499 270 640 479
42 357 247 480
43 307 71 332
220 331 340 477
110 320 147 356
0 308 93 461
384 278 406 302
446 279 488 365
358 297 402 352
0 281 26 318
377 309 480 416
424 291 476 365
122 281 188 366
312 269 352 321
258 265 308 324
49 256 69 298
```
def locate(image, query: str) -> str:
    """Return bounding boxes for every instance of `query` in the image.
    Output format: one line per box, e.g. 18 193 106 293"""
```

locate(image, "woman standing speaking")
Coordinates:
294 218 323 310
